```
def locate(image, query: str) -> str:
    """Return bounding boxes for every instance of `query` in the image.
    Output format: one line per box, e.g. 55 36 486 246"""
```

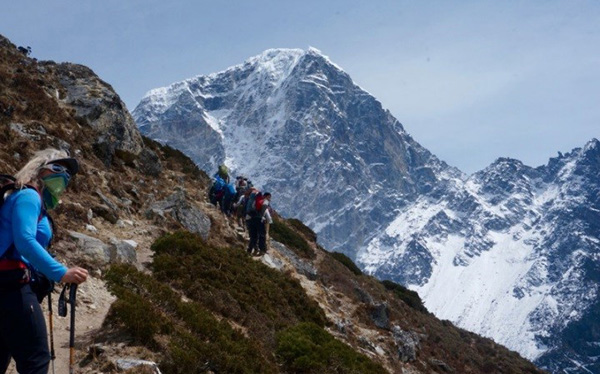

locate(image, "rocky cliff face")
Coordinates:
133 48 460 258
54 63 144 164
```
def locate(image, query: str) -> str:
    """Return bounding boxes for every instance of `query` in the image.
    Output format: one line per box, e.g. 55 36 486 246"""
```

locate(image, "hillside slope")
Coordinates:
0 34 544 373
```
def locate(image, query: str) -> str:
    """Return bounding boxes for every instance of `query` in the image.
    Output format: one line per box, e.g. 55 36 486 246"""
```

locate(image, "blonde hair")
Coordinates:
14 148 69 187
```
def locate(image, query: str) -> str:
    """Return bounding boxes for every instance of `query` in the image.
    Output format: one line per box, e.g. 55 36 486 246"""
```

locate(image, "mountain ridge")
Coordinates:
133 46 599 373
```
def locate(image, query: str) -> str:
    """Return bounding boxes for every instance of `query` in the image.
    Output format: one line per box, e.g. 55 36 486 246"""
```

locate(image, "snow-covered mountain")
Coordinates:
359 139 600 372
133 48 600 373
133 48 458 257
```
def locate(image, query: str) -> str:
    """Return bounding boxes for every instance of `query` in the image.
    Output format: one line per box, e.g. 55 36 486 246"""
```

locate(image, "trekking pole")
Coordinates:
48 293 56 374
58 284 78 374
69 284 78 374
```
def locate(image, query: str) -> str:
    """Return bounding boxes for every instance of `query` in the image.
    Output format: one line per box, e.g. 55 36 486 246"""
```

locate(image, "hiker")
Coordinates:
234 188 250 231
259 192 273 254
234 176 246 193
222 183 237 216
245 189 262 255
0 149 88 374
246 191 272 256
208 175 226 208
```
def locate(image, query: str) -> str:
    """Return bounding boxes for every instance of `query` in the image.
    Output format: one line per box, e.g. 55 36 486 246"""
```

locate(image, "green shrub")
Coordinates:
381 280 428 313
150 231 326 334
287 218 317 243
270 218 315 259
276 322 387 374
329 252 363 276
105 263 276 374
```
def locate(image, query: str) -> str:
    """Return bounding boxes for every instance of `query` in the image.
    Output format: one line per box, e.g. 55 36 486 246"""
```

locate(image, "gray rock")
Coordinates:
68 231 138 266
96 189 119 212
91 203 119 224
260 251 286 271
354 284 374 304
146 189 211 239
10 122 45 140
392 326 420 363
68 231 111 265
334 318 351 334
109 238 138 264
116 359 162 374
428 358 454 373
137 148 162 177
270 240 318 280
370 303 390 330
55 63 144 166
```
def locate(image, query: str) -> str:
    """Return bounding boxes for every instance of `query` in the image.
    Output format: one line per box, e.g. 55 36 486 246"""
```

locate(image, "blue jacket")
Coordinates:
0 188 67 282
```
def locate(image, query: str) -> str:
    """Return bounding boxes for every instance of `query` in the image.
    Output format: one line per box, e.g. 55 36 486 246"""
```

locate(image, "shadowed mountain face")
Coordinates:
133 48 459 257
359 139 600 371
133 47 600 373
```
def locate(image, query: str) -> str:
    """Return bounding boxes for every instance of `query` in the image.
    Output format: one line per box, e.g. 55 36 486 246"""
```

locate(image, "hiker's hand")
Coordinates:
61 267 88 284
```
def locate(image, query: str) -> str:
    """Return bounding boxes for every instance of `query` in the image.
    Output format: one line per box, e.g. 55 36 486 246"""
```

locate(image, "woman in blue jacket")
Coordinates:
0 149 88 374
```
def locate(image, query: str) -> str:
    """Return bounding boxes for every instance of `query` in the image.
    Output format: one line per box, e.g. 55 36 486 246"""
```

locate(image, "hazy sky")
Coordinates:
2 1 599 174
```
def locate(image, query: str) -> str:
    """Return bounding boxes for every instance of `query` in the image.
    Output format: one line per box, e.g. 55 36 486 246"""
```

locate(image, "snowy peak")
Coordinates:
359 139 600 372
133 47 451 258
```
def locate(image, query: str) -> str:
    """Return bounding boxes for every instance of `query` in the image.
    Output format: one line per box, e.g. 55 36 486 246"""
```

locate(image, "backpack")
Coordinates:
218 165 229 181
0 175 55 302
245 191 261 216
225 183 237 199
254 194 266 213
213 176 226 192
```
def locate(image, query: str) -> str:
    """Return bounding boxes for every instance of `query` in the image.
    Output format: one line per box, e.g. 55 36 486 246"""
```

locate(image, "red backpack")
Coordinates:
254 194 265 213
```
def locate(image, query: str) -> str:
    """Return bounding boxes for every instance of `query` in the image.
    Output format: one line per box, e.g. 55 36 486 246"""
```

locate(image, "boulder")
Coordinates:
55 63 144 166
68 231 110 265
109 238 138 264
68 231 138 266
91 203 119 224
146 189 210 239
392 326 420 363
369 303 390 330
137 148 162 177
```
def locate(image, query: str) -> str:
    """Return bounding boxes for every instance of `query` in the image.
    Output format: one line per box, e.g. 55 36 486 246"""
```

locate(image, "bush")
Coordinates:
276 322 387 374
287 218 317 243
381 280 428 313
150 231 326 337
270 218 315 259
105 263 276 374
329 252 363 276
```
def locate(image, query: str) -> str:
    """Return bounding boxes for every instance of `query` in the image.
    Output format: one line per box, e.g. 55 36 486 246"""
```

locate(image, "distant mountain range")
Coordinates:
133 48 600 373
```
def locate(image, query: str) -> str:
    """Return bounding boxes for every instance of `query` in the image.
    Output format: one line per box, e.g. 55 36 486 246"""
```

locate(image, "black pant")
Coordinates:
247 217 266 253
0 284 50 374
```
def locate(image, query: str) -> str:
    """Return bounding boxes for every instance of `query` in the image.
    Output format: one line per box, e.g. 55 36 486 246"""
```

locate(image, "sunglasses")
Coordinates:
41 163 71 176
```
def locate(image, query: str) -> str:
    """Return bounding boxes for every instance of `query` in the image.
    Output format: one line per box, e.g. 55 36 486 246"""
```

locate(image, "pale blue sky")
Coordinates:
2 1 599 174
